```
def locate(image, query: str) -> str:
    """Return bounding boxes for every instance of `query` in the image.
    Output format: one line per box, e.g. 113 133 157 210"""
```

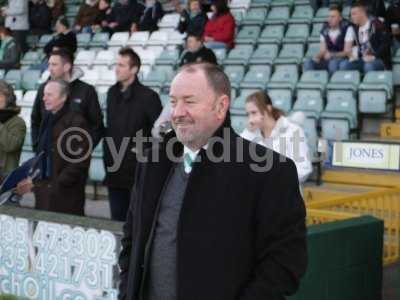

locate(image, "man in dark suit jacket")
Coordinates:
118 63 307 300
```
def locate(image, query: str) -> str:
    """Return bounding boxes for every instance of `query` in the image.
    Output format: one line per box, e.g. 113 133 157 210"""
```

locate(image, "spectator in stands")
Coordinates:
118 63 307 300
17 79 91 216
74 0 100 34
130 0 163 33
339 2 391 72
177 0 208 36
29 0 52 36
92 0 113 33
1 0 29 53
46 0 65 24
179 33 217 66
0 27 21 71
44 16 77 58
385 0 400 53
31 49 104 153
0 80 26 177
241 91 312 184
103 47 161 221
203 0 235 49
303 5 354 75
102 0 144 33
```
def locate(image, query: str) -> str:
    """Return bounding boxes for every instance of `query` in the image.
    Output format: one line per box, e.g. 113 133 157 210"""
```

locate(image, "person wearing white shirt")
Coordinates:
240 90 312 184
303 5 354 75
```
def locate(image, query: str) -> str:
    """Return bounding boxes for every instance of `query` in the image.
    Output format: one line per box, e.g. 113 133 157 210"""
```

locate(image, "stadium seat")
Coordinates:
304 42 320 60
327 70 361 93
19 90 37 107
167 31 186 46
289 5 314 24
231 115 248 134
107 32 130 48
155 48 180 65
96 69 117 87
308 23 324 43
138 46 164 65
224 65 246 89
265 6 290 25
249 44 278 65
19 149 35 164
240 65 271 90
342 6 351 17
21 50 44 66
159 94 170 107
250 0 271 8
158 13 180 29
313 7 329 23
76 33 91 49
139 65 151 80
14 90 23 106
96 86 109 109
21 70 41 90
19 106 32 128
92 50 116 67
224 45 254 65
81 69 100 86
0 69 5 80
235 26 261 45
5 70 22 89
321 90 357 140
127 31 150 47
267 64 299 91
74 50 96 67
358 71 393 114
27 35 39 49
242 8 267 25
282 24 310 44
267 88 292 113
89 155 105 183
296 70 329 94
142 66 173 88
230 0 252 10
301 117 319 160
292 89 324 119
230 90 255 115
89 32 110 49
258 25 285 44
37 34 52 48
212 48 227 64
65 5 79 17
147 31 169 46
274 43 305 65
231 10 244 26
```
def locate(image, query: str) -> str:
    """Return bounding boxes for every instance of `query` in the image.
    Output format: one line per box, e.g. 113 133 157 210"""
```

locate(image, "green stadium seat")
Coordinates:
274 43 305 65
156 48 180 65
240 65 271 90
250 0 271 8
223 45 254 65
270 0 293 7
304 43 320 60
0 69 5 80
292 89 324 119
27 35 39 49
282 24 310 44
231 115 248 134
230 90 255 115
21 51 44 66
107 32 130 48
21 70 41 90
313 7 329 23
224 65 245 89
127 31 150 47
242 8 267 25
231 10 244 26
89 32 110 49
5 70 22 89
265 6 290 25
37 34 53 48
235 26 261 45
358 71 393 114
308 22 324 43
143 66 174 89
301 117 319 160
296 70 329 94
267 64 299 91
268 88 292 113
289 5 314 24
65 5 79 17
92 50 116 67
212 48 227 64
327 70 361 93
76 33 91 49
249 44 279 65
257 25 285 44
89 155 105 183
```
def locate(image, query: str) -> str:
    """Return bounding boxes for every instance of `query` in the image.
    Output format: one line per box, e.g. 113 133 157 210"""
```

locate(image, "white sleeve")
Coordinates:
5 1 27 16
345 26 355 43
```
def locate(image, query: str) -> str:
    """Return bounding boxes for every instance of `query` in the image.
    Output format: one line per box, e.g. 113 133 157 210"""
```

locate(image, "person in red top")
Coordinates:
203 0 235 49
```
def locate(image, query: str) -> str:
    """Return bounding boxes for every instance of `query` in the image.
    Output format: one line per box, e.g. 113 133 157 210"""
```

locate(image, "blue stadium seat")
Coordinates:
274 43 305 65
240 65 271 90
258 25 285 44
224 45 254 65
249 44 279 65
235 26 261 45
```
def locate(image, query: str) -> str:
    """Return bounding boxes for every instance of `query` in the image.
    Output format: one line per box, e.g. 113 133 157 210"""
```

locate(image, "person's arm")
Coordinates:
331 26 355 58
238 158 307 299
0 118 26 153
314 35 327 61
84 86 104 148
31 86 44 153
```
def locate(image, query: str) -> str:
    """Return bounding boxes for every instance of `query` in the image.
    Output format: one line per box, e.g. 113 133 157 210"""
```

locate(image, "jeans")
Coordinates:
204 41 227 49
303 57 344 75
108 187 131 221
339 58 385 73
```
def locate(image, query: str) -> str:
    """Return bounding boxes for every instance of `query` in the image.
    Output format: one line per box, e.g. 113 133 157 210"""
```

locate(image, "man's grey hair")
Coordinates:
178 63 231 99
46 79 70 99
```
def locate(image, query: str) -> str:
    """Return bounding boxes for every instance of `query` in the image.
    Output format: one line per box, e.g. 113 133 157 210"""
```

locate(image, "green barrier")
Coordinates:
290 216 384 300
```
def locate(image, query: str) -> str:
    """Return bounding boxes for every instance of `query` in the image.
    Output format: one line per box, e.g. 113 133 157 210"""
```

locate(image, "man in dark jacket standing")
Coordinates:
17 79 91 215
103 47 161 221
118 63 307 300
31 49 104 152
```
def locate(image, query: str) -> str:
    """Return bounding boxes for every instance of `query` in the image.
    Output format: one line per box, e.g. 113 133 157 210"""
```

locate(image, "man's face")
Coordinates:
351 7 365 25
186 36 202 52
43 82 66 113
115 55 137 83
48 55 70 79
327 10 341 28
169 70 229 148
190 1 201 14
0 93 7 109
245 102 264 131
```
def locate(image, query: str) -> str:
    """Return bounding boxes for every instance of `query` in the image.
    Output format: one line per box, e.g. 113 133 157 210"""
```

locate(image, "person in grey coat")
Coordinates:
0 27 21 71
1 0 29 52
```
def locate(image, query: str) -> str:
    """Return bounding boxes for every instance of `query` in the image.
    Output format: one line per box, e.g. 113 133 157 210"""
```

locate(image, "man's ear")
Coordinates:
131 65 139 76
64 62 72 74
216 94 230 120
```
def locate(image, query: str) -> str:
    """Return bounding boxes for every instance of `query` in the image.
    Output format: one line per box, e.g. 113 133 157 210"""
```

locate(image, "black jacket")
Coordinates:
44 31 77 57
29 1 52 33
179 45 217 66
118 119 307 300
31 70 104 152
109 2 144 32
177 10 208 35
136 1 164 32
103 78 162 189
